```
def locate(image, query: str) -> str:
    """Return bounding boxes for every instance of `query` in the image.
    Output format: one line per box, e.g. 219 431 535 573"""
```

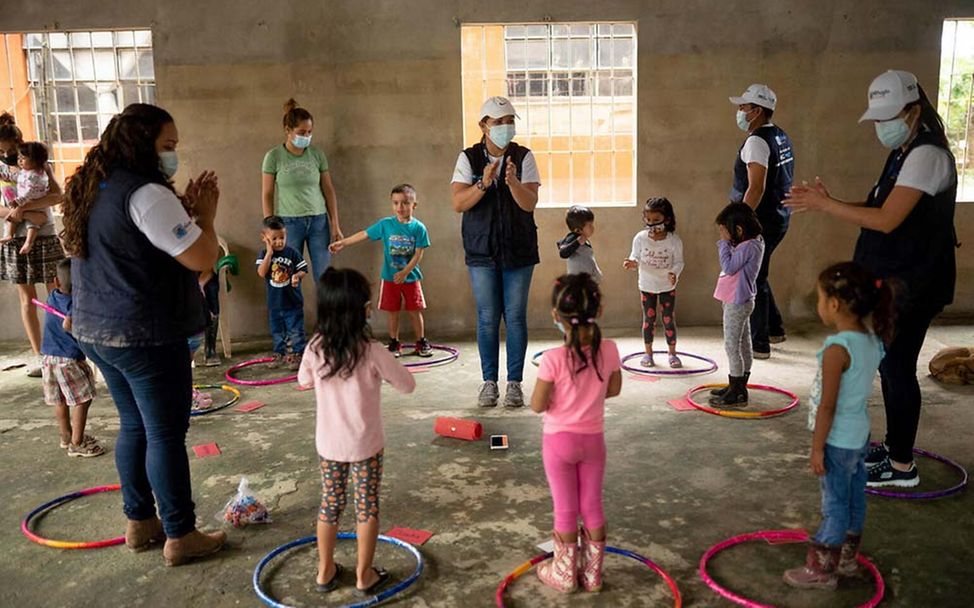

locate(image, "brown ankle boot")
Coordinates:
836 533 867 578
783 542 840 590
163 529 227 566
126 517 166 552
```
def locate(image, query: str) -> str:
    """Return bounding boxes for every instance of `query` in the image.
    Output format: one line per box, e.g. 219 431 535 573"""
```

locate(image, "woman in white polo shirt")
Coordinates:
787 70 958 489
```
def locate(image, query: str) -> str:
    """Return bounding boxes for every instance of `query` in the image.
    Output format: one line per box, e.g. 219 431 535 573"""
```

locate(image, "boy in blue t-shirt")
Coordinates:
257 215 308 370
41 259 104 458
329 183 432 357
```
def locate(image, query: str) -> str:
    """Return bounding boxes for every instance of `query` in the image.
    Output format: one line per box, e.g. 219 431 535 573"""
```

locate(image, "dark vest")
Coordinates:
731 124 795 231
461 142 540 269
72 169 205 347
853 131 958 310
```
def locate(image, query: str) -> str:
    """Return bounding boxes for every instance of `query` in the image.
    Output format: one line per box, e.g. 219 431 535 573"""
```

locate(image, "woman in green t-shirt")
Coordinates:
261 99 342 280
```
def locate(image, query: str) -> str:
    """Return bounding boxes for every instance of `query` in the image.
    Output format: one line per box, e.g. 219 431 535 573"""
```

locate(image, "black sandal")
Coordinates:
356 567 390 596
316 563 344 593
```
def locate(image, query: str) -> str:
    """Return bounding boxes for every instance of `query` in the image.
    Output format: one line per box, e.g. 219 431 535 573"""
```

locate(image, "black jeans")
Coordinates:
881 302 941 464
750 225 786 352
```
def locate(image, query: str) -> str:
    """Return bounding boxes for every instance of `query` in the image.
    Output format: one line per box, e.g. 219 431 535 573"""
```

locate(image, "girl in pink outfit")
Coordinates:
530 273 622 593
298 268 415 597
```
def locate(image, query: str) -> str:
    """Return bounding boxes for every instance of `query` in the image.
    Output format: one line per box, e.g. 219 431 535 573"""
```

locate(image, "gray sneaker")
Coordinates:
478 381 499 408
504 381 525 408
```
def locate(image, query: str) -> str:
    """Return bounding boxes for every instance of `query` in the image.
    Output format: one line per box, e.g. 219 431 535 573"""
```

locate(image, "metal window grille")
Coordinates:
22 30 155 183
940 19 974 202
462 22 637 208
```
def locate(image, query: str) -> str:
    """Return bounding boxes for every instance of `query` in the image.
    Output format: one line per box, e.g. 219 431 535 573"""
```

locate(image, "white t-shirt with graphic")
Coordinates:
128 183 201 257
451 150 541 185
628 230 685 294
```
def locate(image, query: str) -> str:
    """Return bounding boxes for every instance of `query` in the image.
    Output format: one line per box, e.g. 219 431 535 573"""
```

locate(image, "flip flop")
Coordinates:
316 563 344 593
356 567 390 596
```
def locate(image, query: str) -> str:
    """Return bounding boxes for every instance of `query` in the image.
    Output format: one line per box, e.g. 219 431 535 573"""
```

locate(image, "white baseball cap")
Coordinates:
729 84 777 111
858 70 920 123
480 96 520 120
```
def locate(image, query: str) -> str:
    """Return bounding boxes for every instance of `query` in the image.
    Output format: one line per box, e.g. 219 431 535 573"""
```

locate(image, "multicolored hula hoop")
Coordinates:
622 351 719 377
253 533 423 608
21 484 125 549
530 350 547 367
225 358 298 386
685 384 799 419
190 383 241 417
865 443 968 500
699 529 884 608
496 546 681 607
402 344 459 369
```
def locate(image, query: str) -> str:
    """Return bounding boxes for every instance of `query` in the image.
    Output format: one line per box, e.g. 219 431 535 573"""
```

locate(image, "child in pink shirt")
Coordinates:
298 267 415 596
530 273 622 594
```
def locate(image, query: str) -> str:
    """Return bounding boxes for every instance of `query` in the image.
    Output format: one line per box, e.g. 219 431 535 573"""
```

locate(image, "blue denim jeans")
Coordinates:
813 443 868 547
467 264 534 382
282 213 331 282
269 306 306 355
79 341 196 538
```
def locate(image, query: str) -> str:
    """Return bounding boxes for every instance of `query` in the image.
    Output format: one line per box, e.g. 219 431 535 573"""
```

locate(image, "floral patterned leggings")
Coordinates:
319 451 383 525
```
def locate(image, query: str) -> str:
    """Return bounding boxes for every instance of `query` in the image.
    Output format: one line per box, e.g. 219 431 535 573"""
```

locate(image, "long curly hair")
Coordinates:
61 104 176 257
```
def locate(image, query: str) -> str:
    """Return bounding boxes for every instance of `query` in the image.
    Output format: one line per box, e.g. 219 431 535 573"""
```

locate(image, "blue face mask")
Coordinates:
553 319 566 335
736 109 752 132
158 151 178 178
874 118 911 149
291 133 312 149
488 124 515 149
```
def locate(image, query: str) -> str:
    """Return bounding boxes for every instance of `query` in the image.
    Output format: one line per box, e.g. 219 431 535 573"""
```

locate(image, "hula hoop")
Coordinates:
401 344 459 369
21 484 125 549
190 383 241 417
699 529 884 608
530 350 546 367
31 297 67 320
622 351 719 377
865 443 968 500
253 533 423 608
685 384 799 419
225 358 298 386
495 545 681 607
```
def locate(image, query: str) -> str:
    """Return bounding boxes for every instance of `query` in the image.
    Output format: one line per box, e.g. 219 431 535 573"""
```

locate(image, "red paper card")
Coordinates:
294 384 313 391
234 400 266 413
385 527 433 546
666 398 696 411
192 443 221 458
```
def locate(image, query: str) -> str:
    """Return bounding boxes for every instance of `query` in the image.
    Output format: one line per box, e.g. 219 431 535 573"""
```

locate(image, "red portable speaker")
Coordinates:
434 417 483 441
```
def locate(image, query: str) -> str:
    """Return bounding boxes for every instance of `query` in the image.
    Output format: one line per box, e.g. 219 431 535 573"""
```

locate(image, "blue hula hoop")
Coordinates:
253 533 424 608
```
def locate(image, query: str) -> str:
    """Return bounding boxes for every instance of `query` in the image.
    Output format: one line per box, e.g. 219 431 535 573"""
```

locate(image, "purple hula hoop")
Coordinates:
401 344 459 369
621 351 719 377
866 444 968 499
225 358 298 386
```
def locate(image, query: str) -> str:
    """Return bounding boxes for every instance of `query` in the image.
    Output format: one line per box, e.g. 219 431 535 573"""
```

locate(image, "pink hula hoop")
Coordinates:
699 529 884 608
31 298 67 320
225 358 298 386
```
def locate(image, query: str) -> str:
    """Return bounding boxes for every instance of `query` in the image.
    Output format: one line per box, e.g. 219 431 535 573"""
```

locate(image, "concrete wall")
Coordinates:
2 0 972 342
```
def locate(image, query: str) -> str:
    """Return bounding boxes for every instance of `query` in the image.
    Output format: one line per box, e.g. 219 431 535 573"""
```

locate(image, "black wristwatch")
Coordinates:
476 179 487 191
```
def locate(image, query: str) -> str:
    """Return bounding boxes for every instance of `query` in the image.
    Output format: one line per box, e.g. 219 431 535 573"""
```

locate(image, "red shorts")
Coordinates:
378 280 426 312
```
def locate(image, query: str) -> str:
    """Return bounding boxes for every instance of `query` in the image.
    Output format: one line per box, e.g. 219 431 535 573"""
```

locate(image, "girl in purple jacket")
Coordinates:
710 203 765 407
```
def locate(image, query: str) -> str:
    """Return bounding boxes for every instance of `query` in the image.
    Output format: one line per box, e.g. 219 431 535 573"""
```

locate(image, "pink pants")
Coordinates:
542 431 606 533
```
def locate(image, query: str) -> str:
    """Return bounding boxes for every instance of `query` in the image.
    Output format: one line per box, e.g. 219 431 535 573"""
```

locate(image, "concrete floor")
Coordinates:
1 325 972 607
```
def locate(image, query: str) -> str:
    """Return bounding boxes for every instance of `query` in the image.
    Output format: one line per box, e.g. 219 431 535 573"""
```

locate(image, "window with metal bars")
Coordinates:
0 30 156 184
939 19 974 202
461 22 637 207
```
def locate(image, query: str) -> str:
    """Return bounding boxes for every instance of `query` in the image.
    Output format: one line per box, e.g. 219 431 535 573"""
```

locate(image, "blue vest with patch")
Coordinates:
731 125 795 231
461 142 539 269
71 169 205 347
853 131 957 310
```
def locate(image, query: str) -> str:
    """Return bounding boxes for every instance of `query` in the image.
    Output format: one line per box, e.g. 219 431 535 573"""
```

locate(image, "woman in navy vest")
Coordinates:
451 96 541 408
60 104 227 565
729 84 795 359
787 70 957 489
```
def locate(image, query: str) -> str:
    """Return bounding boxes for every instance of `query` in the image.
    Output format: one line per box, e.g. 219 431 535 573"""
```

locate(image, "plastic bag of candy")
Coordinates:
220 477 271 527
192 388 214 411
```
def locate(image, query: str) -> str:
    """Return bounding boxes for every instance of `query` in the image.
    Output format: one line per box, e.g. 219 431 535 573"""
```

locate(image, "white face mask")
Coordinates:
874 117 912 149
488 124 516 148
553 318 566 335
158 151 178 178
736 109 752 132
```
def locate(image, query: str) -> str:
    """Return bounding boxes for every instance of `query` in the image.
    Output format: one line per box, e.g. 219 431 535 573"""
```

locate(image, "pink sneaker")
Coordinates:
537 534 578 593
578 528 606 592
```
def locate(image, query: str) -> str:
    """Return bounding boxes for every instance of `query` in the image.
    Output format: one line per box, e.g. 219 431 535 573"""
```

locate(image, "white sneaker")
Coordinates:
504 381 525 408
478 381 499 408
